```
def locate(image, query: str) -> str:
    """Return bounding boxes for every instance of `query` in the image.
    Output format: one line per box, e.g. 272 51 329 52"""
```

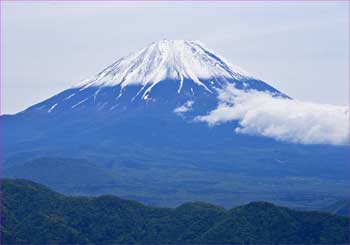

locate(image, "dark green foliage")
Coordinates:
1 179 349 244
200 202 349 244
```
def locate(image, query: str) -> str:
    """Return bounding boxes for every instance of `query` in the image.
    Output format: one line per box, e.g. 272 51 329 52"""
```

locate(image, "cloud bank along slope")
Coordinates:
197 84 349 145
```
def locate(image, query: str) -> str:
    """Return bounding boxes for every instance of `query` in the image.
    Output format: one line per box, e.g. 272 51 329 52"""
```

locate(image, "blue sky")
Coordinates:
1 1 349 114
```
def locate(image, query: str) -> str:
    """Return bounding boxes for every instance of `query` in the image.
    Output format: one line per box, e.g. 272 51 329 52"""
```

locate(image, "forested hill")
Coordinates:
1 179 349 244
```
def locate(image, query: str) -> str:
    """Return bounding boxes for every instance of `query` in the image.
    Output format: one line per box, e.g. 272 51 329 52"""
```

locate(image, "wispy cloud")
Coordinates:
174 101 194 114
197 85 349 145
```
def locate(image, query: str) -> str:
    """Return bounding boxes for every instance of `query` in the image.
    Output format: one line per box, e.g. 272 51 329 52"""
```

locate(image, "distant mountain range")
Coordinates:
2 40 349 209
2 179 349 244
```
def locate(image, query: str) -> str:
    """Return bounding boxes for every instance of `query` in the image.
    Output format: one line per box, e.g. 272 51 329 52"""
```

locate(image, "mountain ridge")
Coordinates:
2 178 349 244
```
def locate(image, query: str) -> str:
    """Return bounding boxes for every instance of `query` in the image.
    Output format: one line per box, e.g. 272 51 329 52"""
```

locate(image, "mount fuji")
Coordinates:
22 40 284 116
3 40 349 209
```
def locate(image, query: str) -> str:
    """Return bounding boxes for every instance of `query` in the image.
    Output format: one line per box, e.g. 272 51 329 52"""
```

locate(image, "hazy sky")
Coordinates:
1 1 349 114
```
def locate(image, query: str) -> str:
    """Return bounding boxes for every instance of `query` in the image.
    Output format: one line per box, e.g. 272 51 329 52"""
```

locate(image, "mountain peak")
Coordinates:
24 40 284 114
77 39 251 93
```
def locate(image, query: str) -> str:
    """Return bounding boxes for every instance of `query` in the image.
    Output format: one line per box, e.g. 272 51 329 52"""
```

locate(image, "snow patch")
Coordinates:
110 104 118 110
72 98 89 109
48 103 58 113
190 88 194 96
64 93 76 100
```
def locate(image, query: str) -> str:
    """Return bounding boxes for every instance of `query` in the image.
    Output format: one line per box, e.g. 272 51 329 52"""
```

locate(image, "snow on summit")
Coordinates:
77 40 251 92
29 39 285 115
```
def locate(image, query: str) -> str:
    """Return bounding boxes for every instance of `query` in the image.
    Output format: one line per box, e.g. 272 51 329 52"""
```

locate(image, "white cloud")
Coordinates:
174 101 194 114
197 85 349 145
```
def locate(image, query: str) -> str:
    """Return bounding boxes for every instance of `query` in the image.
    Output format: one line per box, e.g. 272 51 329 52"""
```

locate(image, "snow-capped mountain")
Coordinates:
24 40 284 116
7 39 348 146
3 40 349 209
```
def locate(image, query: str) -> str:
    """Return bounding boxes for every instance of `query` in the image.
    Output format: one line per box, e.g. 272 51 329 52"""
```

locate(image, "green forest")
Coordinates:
1 179 348 244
